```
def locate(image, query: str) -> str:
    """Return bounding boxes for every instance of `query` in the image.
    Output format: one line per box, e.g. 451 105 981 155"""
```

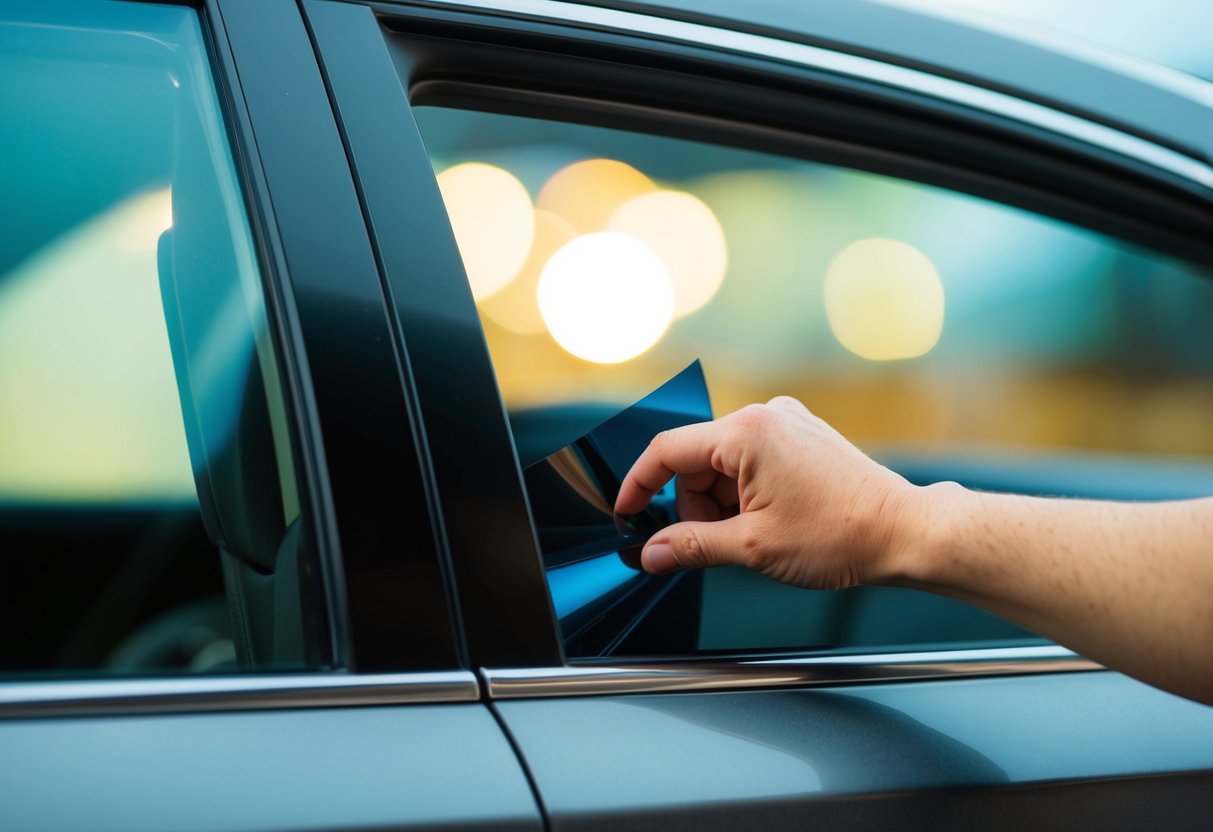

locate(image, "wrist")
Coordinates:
874 480 969 588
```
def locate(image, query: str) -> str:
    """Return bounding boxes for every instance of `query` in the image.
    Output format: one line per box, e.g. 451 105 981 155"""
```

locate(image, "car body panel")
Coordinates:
0 703 540 832
498 671 1213 829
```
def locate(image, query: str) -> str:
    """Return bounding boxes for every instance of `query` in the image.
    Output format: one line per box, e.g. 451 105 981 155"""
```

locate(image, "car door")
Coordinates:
304 0 1213 828
0 2 538 829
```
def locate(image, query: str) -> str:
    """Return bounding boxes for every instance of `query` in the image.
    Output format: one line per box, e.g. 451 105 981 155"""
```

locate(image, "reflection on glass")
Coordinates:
0 188 191 501
527 362 712 655
547 554 642 620
0 0 316 676
115 188 174 251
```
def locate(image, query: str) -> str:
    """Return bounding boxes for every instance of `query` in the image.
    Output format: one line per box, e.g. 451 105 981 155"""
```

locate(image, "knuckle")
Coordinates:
733 403 775 432
680 527 706 566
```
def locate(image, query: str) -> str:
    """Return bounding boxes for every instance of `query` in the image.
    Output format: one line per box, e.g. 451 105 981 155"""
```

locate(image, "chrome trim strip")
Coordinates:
418 0 1213 191
0 671 480 718
484 645 1102 699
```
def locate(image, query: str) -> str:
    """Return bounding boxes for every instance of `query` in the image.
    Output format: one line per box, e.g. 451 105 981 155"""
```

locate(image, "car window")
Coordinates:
0 0 325 675
413 105 1213 660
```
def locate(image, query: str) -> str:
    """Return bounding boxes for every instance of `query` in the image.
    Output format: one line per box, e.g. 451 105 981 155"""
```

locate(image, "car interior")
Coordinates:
0 6 320 677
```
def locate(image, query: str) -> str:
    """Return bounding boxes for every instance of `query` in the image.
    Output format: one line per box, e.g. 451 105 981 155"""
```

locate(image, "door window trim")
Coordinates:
483 646 1102 699
0 671 479 718
404 0 1213 191
214 0 467 671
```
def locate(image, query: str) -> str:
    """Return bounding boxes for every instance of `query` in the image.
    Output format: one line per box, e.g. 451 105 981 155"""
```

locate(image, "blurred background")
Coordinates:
415 106 1213 470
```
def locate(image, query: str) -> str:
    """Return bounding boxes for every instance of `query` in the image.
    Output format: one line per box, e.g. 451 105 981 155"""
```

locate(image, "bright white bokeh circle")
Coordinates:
538 232 674 364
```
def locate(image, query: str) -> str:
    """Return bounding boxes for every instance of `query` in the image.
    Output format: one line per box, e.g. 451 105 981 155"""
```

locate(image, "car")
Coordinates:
3 0 1213 829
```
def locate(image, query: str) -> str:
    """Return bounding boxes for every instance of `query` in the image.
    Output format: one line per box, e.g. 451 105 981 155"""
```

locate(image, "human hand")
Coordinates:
614 397 923 590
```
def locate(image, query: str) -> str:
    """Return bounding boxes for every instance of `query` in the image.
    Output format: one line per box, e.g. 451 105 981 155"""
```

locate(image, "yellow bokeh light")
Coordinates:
436 162 535 301
536 159 657 234
609 190 728 318
114 187 173 251
537 232 674 364
479 210 577 334
824 238 944 361
0 189 194 501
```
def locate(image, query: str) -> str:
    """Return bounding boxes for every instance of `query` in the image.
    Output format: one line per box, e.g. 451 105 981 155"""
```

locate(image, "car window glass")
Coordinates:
0 0 325 676
414 105 1213 660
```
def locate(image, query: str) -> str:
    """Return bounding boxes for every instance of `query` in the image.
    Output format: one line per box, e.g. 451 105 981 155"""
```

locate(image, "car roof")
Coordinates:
583 0 1213 165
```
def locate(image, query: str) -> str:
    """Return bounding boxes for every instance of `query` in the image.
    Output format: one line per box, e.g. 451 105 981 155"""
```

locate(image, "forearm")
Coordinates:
888 483 1213 704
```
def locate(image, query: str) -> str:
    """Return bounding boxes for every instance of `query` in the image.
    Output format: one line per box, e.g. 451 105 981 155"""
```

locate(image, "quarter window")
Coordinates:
0 1 323 675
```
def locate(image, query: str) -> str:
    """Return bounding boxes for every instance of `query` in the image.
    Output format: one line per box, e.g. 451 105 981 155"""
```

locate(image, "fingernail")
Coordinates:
644 543 679 574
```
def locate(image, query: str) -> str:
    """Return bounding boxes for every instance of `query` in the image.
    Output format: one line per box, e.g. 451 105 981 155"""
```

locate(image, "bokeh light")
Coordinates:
479 209 577 334
824 238 945 361
537 232 674 364
609 190 728 318
0 190 195 501
436 162 535 301
537 159 656 234
114 187 173 251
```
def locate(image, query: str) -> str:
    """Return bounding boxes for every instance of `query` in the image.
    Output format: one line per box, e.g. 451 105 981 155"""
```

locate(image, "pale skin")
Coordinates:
615 396 1213 706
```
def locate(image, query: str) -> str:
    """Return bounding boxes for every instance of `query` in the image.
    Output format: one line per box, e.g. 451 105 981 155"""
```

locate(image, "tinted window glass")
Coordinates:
415 105 1213 659
0 0 324 675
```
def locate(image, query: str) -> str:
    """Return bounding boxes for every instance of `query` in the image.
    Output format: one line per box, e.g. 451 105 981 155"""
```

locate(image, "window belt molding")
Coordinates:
1 647 1101 715
0 671 480 718
482 645 1102 699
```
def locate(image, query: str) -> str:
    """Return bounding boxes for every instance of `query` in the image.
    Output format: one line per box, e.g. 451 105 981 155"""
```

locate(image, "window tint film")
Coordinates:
414 105 1213 660
0 1 325 676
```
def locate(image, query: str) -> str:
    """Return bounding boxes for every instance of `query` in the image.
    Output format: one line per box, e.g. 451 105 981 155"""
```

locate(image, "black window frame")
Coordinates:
212 0 465 673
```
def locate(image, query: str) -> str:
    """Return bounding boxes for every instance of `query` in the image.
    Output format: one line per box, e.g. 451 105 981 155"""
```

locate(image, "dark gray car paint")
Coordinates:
498 671 1213 828
0 703 539 831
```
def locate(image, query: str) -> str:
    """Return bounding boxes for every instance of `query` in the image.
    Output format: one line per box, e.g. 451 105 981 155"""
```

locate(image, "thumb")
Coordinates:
642 516 751 574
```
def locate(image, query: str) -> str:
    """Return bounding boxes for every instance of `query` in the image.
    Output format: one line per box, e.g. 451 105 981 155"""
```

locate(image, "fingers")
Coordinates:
677 488 726 523
675 468 739 522
615 420 734 515
642 515 753 574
